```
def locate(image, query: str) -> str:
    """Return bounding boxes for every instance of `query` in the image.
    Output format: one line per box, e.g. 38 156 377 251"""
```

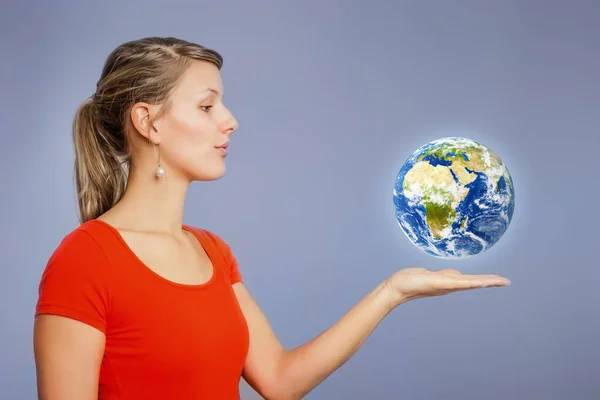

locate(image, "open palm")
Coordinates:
388 267 510 305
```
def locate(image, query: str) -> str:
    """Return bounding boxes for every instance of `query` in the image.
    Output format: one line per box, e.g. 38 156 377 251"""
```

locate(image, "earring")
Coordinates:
149 120 164 179
153 142 164 178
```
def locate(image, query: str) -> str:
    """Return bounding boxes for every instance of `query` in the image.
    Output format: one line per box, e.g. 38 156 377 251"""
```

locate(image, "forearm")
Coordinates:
274 280 400 399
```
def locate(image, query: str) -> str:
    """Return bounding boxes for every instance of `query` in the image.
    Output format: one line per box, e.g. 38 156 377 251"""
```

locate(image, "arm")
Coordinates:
34 314 105 400
234 280 395 400
234 268 509 399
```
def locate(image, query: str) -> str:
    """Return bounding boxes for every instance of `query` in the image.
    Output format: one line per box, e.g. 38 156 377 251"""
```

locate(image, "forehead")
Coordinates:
176 60 223 96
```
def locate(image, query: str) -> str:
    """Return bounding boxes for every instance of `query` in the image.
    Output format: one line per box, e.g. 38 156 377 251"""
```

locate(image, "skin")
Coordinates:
33 60 510 400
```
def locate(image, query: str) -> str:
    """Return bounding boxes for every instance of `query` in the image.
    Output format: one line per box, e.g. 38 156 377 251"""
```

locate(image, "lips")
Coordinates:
215 141 229 156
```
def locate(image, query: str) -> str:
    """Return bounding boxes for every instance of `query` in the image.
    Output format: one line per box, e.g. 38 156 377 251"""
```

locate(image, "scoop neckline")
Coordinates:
89 219 218 290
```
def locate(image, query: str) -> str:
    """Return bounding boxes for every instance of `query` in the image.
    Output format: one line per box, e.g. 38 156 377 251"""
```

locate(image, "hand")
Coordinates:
385 267 511 307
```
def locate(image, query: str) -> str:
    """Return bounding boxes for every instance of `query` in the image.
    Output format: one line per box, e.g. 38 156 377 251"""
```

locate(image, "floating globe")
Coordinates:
393 136 515 258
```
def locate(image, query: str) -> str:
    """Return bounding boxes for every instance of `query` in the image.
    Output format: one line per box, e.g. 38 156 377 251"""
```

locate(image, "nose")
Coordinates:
221 109 239 135
225 117 238 135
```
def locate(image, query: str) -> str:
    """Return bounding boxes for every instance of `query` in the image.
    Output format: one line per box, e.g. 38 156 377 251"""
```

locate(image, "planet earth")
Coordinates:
393 136 515 258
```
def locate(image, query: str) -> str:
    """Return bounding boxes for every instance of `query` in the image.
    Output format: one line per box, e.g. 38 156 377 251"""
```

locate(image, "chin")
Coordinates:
190 165 227 182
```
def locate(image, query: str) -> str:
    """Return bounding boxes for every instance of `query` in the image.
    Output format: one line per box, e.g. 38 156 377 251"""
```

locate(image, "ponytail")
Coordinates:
72 98 128 223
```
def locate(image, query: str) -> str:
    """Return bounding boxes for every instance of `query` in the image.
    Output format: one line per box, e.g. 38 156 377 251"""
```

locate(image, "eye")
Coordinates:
200 105 213 112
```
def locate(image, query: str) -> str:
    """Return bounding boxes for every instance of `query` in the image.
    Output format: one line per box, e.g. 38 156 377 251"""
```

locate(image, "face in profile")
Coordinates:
148 60 239 182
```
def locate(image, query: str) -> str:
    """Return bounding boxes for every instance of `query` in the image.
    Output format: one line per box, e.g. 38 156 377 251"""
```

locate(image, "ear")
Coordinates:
130 102 160 144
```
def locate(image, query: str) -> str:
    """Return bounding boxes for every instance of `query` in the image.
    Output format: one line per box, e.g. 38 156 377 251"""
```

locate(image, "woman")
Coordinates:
33 36 510 400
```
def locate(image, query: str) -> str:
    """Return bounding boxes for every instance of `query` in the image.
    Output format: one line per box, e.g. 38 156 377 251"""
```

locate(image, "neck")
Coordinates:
104 164 190 235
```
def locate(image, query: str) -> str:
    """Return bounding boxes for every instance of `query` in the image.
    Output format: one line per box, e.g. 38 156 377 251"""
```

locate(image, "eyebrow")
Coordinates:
202 88 224 99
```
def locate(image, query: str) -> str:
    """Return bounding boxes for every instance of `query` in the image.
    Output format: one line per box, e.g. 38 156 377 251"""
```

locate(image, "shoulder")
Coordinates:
37 222 113 333
50 223 107 260
184 225 242 283
184 225 233 251
42 222 112 280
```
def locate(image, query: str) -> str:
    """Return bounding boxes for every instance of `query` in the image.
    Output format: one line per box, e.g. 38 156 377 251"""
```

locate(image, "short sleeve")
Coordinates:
199 229 243 285
35 228 112 334
225 244 243 285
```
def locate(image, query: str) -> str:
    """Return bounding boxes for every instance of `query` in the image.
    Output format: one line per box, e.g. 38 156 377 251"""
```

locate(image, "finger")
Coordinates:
438 274 510 290
465 274 511 286
458 275 510 288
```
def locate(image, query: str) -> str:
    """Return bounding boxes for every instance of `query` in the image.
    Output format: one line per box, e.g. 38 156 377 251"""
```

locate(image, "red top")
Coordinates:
35 220 249 399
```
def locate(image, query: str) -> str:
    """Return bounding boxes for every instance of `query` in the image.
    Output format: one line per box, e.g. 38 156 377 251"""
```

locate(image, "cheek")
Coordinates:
160 113 217 166
164 111 214 146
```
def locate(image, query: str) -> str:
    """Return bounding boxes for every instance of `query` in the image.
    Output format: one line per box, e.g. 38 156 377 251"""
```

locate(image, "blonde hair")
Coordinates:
72 37 222 223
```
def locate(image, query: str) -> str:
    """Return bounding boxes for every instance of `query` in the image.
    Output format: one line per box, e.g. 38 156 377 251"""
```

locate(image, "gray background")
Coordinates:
2 1 599 399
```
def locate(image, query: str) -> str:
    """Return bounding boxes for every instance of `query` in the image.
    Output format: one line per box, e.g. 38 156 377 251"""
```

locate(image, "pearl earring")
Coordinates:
156 163 165 178
152 142 164 178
